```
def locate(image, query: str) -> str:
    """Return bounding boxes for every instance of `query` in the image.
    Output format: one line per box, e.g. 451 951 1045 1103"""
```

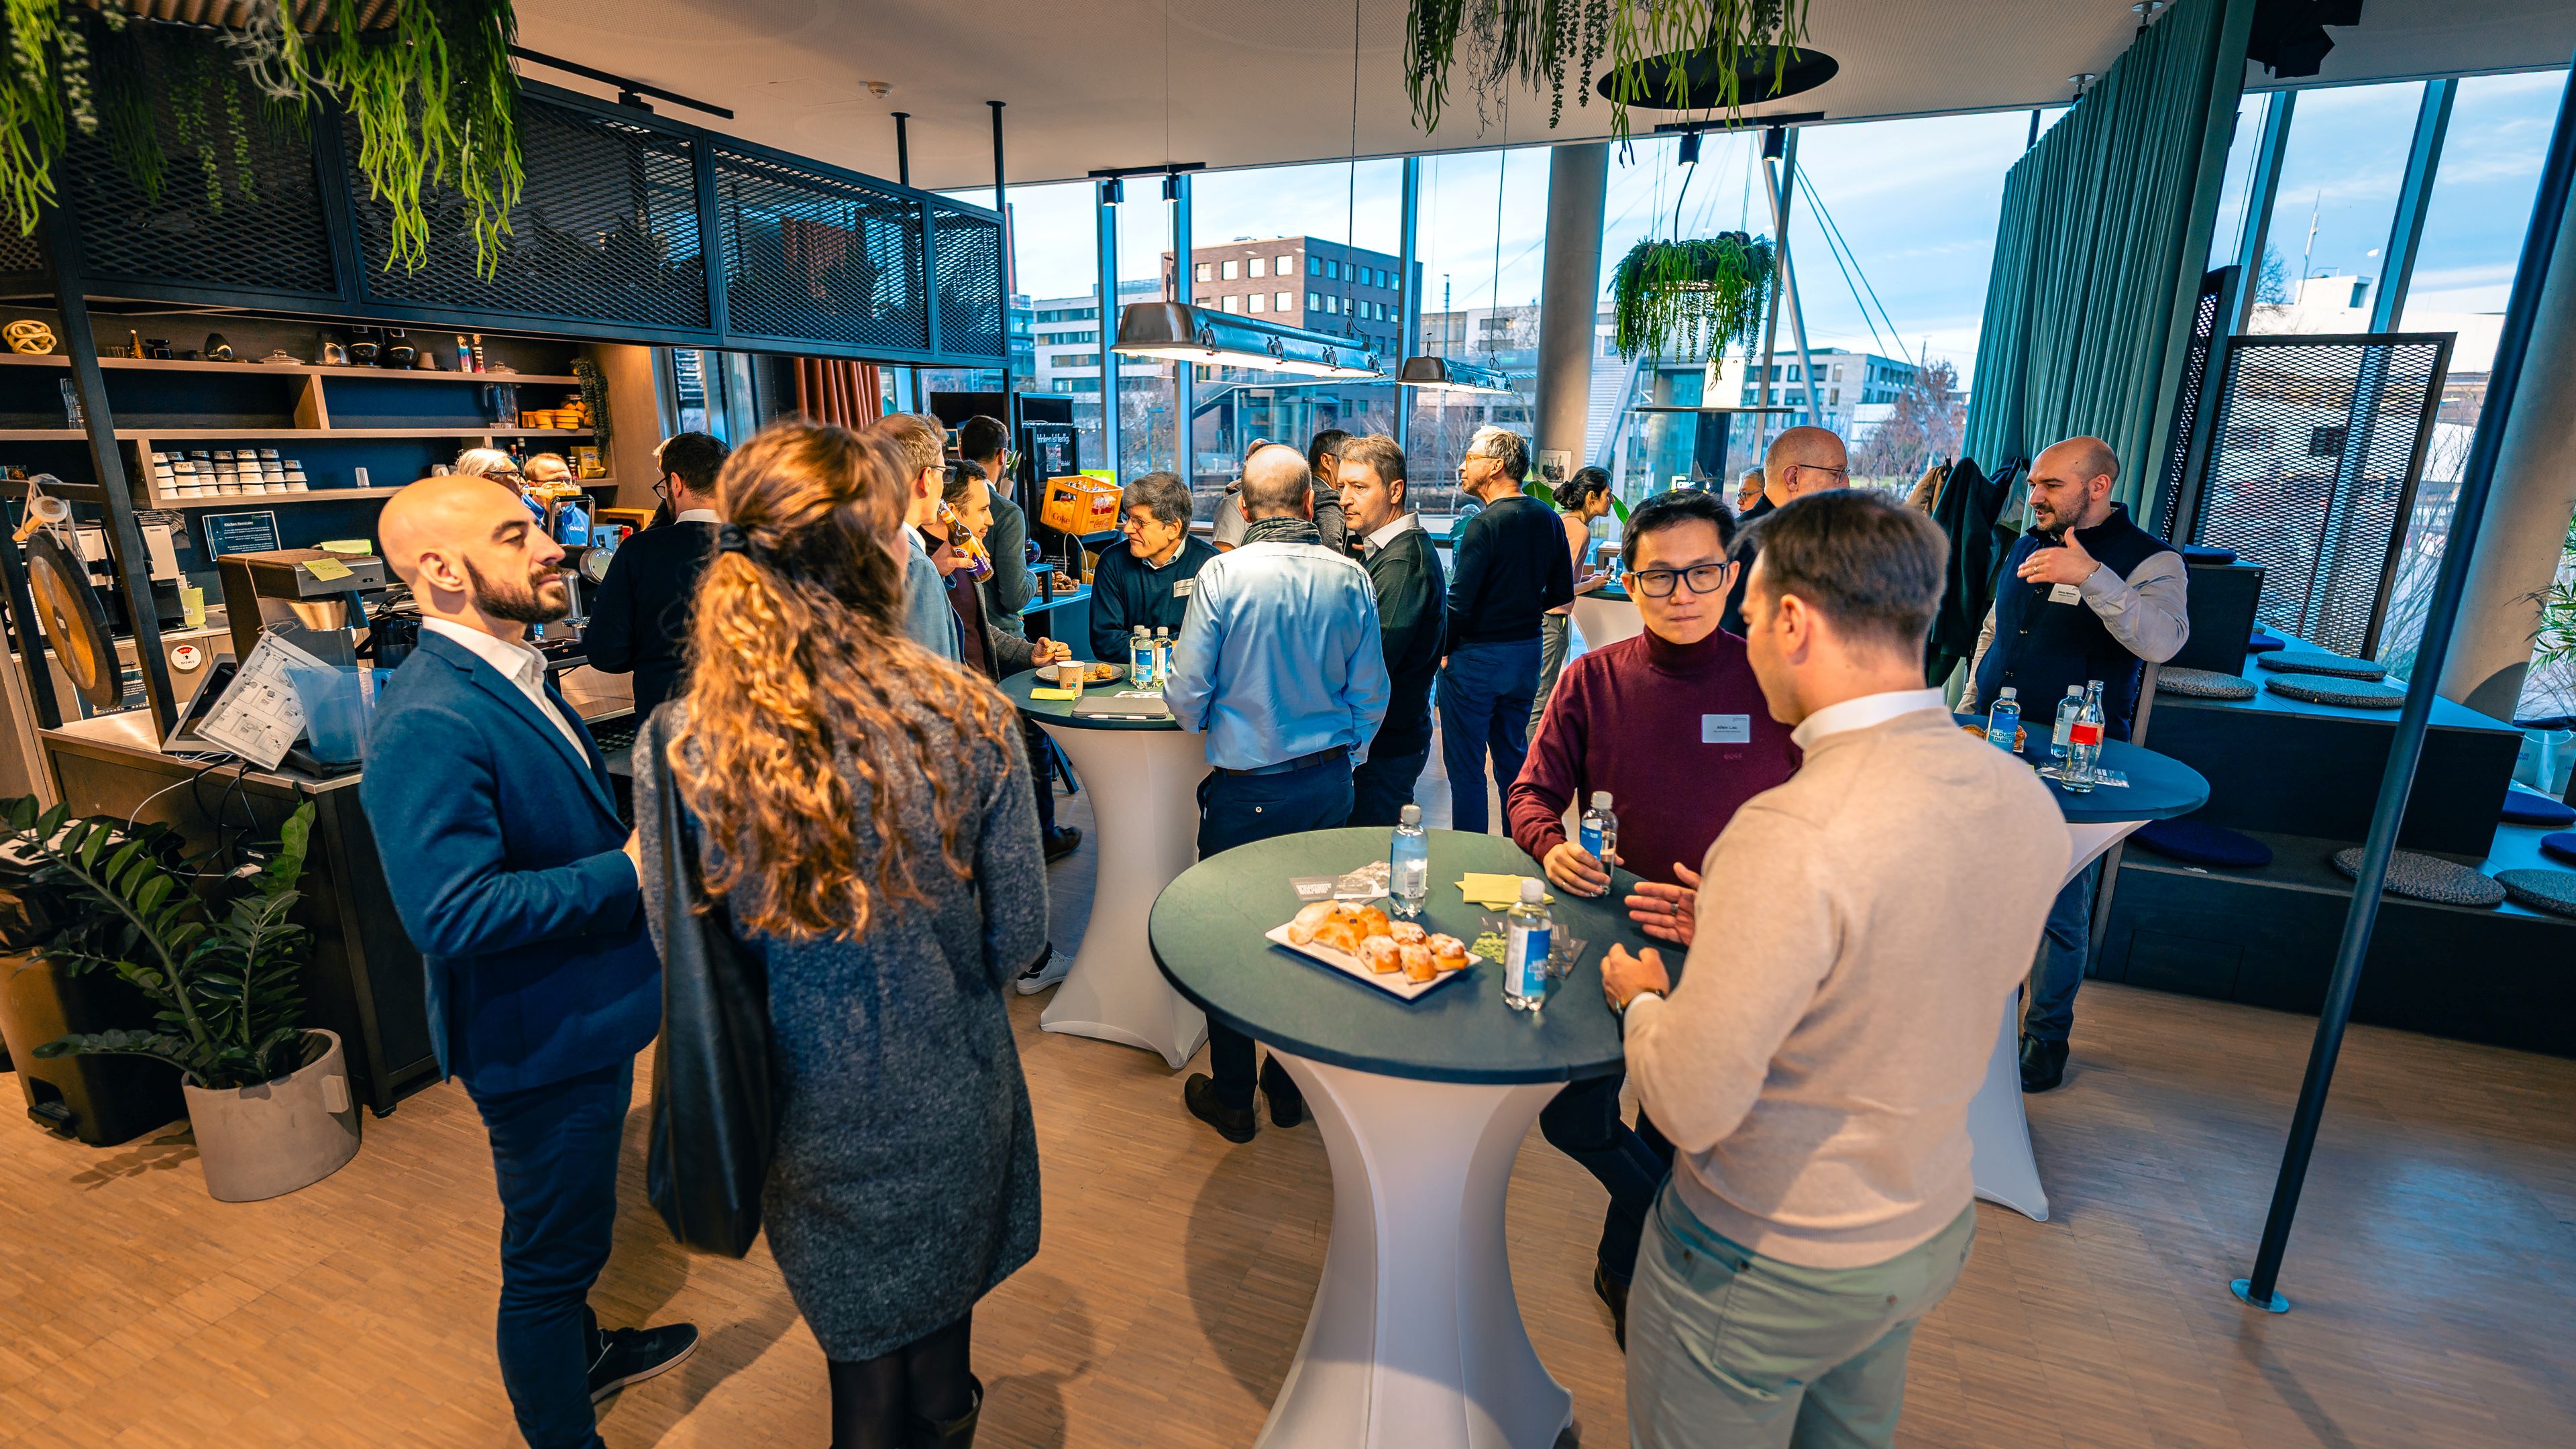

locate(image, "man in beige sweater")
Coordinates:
1602 489 2068 1448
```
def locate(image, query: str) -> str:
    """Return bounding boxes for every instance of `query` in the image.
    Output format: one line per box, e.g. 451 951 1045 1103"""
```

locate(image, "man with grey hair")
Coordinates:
1166 443 1388 1142
1087 470 1218 664
1439 424 1573 834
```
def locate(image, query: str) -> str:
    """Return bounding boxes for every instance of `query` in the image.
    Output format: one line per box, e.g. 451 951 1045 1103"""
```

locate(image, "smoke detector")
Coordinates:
865 80 893 98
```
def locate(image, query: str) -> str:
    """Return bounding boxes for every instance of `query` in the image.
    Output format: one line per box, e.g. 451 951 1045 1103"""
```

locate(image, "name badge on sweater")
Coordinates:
1703 713 1751 744
2047 582 2082 605
1173 578 1195 596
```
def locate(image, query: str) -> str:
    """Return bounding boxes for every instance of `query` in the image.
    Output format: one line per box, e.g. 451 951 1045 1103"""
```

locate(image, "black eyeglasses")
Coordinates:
1627 563 1731 598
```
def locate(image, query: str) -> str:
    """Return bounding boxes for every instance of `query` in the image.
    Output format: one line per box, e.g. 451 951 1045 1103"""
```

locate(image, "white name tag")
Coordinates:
2048 582 2083 605
1703 713 1751 744
1173 578 1195 596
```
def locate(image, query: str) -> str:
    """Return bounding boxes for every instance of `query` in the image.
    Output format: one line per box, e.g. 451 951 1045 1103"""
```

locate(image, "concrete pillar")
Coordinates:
2439 186 2576 719
1534 142 1609 483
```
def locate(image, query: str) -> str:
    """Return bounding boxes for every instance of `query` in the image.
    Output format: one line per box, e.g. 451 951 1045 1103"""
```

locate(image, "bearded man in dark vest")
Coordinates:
1962 436 2189 1093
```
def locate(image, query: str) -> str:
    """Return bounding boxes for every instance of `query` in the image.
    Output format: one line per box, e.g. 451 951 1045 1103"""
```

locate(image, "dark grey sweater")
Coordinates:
634 694 1046 1359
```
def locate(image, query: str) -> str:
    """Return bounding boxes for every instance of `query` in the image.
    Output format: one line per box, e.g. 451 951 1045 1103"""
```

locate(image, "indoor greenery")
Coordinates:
1405 0 1814 137
0 1 523 275
9 798 319 1092
1610 231 1774 362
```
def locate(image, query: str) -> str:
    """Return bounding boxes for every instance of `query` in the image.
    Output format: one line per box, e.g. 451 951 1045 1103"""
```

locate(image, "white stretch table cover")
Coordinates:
1260 1051 1572 1449
1567 594 1642 651
1966 817 2142 1221
1034 721 1210 1069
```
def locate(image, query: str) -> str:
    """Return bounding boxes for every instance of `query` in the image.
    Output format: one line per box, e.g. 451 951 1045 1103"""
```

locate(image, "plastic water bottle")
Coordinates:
1985 686 2022 753
1579 790 1618 868
1155 626 1173 684
2051 685 2084 761
2063 681 2106 792
1390 804 1429 918
1129 627 1155 686
1504 877 1552 1012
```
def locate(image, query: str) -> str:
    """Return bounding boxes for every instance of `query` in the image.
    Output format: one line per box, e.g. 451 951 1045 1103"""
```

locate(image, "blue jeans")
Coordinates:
1198 759 1356 1109
1347 745 1430 828
467 1057 635 1449
1438 637 1542 835
1538 1075 1674 1283
1627 1180 1976 1449
2025 863 2097 1044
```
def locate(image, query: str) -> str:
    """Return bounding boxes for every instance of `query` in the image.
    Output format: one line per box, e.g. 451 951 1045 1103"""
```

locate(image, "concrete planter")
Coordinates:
182 1029 363 1202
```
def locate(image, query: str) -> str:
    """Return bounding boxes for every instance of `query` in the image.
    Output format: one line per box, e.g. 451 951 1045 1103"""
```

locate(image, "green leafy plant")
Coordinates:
1406 0 1815 138
1611 231 1775 362
0 1 522 275
7 798 319 1091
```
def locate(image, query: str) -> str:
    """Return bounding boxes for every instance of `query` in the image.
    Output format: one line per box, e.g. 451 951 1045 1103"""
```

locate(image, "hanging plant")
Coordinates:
0 0 524 276
1611 231 1774 363
1406 0 1815 138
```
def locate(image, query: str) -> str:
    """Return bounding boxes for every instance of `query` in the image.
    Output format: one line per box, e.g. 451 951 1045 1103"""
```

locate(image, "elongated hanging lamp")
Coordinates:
1112 301 1384 380
1395 354 1515 394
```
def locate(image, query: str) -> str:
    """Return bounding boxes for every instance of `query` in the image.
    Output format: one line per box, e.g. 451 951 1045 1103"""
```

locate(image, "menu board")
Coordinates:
201 510 280 559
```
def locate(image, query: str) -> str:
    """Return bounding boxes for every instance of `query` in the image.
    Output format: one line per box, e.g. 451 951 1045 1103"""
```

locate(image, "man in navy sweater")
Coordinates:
365 476 696 1449
1438 425 1574 834
583 430 726 722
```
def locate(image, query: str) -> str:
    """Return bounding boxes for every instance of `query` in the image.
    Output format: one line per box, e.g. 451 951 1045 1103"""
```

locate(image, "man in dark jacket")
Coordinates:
959 414 1035 637
1438 425 1574 834
582 431 727 722
1336 433 1444 827
1089 470 1218 663
366 476 696 1449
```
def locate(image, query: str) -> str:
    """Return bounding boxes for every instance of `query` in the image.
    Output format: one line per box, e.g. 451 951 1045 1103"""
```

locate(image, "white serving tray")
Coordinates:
1263 922 1477 1002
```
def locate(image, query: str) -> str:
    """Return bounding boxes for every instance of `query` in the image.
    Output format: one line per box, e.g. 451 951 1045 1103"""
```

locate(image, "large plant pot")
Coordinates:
182 1029 363 1203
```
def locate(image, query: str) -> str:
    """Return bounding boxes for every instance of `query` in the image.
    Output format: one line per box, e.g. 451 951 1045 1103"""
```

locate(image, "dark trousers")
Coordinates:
1198 758 1355 1111
467 1057 635 1449
1539 1073 1676 1284
1025 717 1061 834
1347 744 1431 828
2025 862 2098 1043
1438 638 1542 835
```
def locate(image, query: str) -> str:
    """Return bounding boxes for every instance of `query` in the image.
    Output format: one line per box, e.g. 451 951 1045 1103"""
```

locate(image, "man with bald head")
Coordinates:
1165 442 1389 1142
1721 425 1850 635
364 476 698 1447
1960 435 2188 1092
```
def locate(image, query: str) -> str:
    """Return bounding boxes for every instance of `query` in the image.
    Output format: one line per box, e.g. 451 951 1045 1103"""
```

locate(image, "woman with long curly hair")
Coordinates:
631 421 1044 1449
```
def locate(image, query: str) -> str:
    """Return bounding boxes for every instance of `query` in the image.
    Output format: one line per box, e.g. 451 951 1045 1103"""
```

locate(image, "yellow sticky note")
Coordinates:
317 539 371 555
1028 687 1078 701
302 557 353 582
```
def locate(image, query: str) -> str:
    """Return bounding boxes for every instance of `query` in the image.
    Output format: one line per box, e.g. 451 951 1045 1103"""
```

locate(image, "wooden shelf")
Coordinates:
0 428 89 439
145 479 617 508
124 427 594 441
0 352 583 386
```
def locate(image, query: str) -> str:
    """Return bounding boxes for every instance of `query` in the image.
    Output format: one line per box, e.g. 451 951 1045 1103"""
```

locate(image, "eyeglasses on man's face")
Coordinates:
1627 562 1731 598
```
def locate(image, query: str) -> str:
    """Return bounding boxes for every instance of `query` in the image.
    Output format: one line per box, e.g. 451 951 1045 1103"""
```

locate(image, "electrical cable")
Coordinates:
1796 167 1918 366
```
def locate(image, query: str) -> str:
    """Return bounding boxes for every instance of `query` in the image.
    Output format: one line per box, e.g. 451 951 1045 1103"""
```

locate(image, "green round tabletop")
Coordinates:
1149 828 1654 1085
998 667 1181 731
1949 714 2209 824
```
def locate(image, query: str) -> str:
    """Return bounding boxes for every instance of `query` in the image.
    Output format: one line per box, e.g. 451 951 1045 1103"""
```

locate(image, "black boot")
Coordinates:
1185 1073 1256 1143
1593 1263 1629 1352
1259 1055 1305 1128
2019 1034 2069 1093
910 1374 981 1449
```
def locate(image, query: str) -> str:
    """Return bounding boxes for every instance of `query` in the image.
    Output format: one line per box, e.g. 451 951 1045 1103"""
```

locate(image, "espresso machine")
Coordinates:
216 548 393 667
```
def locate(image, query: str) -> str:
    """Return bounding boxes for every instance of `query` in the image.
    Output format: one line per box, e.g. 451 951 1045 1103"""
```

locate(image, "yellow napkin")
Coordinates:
1458 873 1551 908
317 539 372 555
1028 686 1078 701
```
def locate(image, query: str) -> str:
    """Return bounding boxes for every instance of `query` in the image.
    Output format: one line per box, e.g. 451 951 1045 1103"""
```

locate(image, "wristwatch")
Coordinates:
1615 987 1664 1018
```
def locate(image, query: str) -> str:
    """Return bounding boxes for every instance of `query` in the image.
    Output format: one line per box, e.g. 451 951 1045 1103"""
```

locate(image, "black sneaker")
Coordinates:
2019 1034 2070 1093
1014 943 1070 996
1042 825 1083 863
588 1322 699 1403
1259 1055 1305 1129
1184 1073 1256 1144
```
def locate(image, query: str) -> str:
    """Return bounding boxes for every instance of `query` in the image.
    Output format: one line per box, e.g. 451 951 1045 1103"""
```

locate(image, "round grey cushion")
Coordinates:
2496 868 2576 918
2267 674 2407 709
2157 667 2257 700
2257 649 2387 680
2330 847 2506 907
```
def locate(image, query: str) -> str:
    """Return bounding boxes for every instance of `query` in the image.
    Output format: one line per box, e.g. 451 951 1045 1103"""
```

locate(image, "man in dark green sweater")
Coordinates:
1088 470 1218 664
1336 434 1446 826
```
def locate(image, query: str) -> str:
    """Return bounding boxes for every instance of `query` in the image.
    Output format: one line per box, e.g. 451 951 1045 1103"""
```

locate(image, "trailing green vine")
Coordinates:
1610 232 1775 362
0 1 523 275
1407 0 1815 138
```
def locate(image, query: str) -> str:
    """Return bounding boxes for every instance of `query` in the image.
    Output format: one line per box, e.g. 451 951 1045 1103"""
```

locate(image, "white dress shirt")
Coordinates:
421 617 587 757
1790 687 1951 751
675 507 719 525
1361 511 1421 558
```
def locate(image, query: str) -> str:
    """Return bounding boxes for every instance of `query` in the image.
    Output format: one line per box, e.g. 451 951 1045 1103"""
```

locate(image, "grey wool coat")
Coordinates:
634 696 1046 1360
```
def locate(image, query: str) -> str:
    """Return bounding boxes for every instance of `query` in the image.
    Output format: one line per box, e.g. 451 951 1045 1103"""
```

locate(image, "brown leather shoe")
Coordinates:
1185 1073 1256 1143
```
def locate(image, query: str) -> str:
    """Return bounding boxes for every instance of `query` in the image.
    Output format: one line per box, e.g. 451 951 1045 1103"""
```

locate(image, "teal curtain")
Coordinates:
1963 0 2256 514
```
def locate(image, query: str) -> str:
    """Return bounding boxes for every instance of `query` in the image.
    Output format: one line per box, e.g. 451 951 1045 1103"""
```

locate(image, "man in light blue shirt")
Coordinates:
874 412 965 663
1165 443 1388 1143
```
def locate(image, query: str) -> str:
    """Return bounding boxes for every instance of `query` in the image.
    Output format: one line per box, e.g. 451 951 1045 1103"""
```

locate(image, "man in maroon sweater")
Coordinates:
1507 486 1801 1346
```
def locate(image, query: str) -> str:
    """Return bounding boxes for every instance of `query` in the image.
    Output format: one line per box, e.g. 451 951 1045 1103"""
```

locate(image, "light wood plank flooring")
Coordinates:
3 731 2571 1447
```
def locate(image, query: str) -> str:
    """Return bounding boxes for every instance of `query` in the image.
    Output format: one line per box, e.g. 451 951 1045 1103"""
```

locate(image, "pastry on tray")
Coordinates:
1428 934 1470 972
1313 916 1363 953
1399 943 1436 983
1287 902 1336 946
1387 920 1428 945
1359 936 1403 974
1354 904 1392 938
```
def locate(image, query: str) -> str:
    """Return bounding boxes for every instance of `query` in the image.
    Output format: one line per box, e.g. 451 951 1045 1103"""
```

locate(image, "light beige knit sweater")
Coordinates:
1623 705 2068 1269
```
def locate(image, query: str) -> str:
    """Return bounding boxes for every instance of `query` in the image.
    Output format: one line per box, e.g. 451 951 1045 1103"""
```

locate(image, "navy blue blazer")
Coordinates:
360 629 659 1095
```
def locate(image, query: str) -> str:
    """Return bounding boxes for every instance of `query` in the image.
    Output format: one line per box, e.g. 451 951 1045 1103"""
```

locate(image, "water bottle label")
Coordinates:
1509 924 1550 997
1580 824 1604 858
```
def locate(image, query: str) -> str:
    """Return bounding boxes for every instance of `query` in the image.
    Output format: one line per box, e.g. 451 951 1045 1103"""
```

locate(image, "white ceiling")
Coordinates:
515 0 2576 193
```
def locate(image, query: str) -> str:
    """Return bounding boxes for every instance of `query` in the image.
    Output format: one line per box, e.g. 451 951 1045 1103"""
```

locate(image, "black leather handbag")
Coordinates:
643 748 777 1258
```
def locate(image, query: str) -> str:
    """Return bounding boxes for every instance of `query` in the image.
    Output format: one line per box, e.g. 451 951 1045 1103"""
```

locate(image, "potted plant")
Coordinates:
1405 0 1817 137
5 798 362 1202
1611 231 1775 363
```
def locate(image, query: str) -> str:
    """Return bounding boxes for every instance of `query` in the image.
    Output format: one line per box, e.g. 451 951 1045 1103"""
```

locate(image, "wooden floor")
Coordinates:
4 740 2574 1447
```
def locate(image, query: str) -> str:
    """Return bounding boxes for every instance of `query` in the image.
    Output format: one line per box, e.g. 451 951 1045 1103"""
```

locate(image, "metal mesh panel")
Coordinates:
2192 335 2449 657
930 205 1006 360
62 24 336 297
0 225 41 276
350 98 708 329
713 148 927 352
2152 268 2229 539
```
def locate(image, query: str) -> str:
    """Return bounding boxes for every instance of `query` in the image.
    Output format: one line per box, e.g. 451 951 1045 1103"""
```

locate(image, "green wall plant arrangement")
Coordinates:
1405 0 1814 136
1610 231 1774 362
0 0 523 276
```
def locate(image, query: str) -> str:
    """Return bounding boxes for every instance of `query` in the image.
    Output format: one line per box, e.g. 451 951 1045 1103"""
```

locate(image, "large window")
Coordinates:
2245 82 2426 331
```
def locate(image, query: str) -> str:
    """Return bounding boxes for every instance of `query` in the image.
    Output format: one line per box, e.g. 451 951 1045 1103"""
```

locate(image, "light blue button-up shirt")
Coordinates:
1163 538 1391 771
902 526 963 663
